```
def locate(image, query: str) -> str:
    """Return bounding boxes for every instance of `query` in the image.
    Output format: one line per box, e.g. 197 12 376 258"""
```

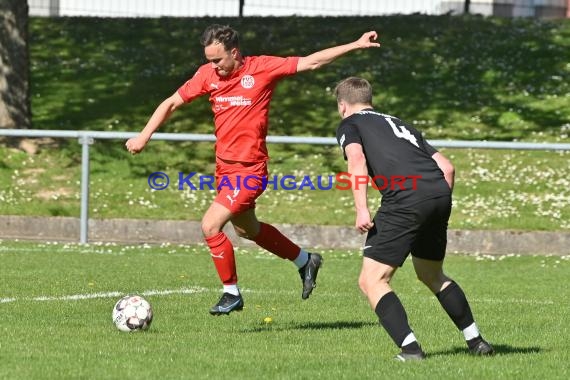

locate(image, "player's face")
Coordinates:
337 101 347 119
204 42 238 77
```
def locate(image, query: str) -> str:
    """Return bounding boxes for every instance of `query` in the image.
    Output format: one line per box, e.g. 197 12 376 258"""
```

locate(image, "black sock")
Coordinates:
435 281 475 330
375 292 415 348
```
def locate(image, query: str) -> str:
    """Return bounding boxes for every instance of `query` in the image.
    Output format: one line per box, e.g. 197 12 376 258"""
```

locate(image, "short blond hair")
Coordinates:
334 77 373 105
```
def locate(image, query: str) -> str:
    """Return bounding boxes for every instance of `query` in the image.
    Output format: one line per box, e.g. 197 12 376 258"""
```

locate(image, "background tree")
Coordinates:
0 0 30 129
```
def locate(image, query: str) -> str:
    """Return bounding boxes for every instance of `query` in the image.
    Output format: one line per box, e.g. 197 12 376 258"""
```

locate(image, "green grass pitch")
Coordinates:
1 241 568 379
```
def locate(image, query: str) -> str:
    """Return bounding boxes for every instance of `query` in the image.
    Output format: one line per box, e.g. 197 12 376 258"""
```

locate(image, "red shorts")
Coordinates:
214 157 267 214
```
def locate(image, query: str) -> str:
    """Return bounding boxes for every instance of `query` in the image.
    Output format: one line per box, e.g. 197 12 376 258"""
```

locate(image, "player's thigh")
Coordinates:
364 207 418 267
201 201 234 237
411 196 451 262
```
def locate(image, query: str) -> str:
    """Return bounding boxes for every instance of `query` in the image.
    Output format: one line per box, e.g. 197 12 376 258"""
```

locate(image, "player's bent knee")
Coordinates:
416 272 434 286
232 222 261 240
416 273 449 293
201 221 222 238
234 228 254 240
358 273 388 295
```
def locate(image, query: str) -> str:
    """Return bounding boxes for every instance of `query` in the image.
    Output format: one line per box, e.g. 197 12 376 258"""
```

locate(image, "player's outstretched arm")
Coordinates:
126 92 185 154
296 31 380 72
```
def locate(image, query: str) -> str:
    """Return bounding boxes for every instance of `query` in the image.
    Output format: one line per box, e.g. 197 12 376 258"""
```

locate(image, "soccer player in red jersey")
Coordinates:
126 24 380 315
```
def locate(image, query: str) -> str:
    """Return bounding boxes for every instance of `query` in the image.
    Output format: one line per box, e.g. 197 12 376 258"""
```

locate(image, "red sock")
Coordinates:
205 232 237 285
253 222 300 260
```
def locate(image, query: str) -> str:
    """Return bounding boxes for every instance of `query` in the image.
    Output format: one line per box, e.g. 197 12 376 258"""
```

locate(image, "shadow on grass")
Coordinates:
428 343 542 357
242 320 376 333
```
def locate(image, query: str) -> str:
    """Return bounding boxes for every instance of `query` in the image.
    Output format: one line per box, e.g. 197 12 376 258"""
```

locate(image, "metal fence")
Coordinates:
28 0 570 18
1 128 570 243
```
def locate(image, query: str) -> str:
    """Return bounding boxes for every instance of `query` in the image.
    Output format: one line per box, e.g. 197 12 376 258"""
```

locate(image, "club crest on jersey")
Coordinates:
241 75 255 89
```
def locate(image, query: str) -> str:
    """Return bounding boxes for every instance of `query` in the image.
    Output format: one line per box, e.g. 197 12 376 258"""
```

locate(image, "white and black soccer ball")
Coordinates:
112 294 153 332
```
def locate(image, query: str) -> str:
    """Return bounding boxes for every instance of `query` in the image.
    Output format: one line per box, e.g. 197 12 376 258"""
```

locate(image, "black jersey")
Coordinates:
336 108 451 206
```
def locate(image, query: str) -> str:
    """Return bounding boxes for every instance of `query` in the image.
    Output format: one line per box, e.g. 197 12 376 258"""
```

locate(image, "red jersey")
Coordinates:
177 55 299 162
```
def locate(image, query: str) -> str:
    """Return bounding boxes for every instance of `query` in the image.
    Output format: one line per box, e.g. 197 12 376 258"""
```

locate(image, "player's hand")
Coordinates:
355 31 381 49
355 209 374 234
125 135 149 155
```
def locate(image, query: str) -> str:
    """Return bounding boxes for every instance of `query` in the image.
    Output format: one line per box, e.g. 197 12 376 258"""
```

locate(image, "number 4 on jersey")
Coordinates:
384 117 419 148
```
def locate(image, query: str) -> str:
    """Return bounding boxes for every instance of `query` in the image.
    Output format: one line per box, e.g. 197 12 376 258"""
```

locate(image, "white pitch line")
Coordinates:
141 287 209 296
0 286 208 304
32 291 124 302
0 288 556 306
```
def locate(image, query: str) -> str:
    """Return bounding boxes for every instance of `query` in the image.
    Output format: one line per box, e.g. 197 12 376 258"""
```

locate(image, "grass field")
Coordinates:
1 241 568 379
1 14 569 380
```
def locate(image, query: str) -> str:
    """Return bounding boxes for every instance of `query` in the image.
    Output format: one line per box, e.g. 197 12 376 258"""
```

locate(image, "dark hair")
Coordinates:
200 24 240 51
334 77 373 105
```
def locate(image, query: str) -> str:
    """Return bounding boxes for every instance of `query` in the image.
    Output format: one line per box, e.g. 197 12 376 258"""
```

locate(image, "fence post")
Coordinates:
78 134 94 244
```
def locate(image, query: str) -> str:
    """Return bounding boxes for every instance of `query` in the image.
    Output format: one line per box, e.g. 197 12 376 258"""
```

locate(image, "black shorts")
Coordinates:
363 195 452 267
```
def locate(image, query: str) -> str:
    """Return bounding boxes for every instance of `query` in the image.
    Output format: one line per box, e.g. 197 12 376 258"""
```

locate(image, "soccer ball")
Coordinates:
112 294 153 332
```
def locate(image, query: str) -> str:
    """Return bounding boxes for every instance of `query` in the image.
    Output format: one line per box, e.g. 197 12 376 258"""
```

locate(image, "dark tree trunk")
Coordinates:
464 0 471 14
0 0 30 129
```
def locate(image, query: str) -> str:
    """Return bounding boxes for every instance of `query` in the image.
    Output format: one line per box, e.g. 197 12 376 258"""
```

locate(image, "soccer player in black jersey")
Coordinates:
334 77 494 361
